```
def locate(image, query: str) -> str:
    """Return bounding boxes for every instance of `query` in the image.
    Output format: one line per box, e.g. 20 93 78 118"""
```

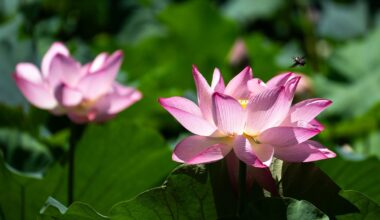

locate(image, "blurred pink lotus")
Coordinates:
159 67 335 168
229 38 248 66
14 42 142 123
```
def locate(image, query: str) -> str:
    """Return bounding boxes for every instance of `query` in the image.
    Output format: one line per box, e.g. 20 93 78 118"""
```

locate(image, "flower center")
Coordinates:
243 132 261 144
238 99 249 109
79 99 96 109
73 99 98 114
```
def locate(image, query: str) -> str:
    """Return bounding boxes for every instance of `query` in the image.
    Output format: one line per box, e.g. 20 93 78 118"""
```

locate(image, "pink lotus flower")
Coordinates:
159 66 335 168
13 42 142 123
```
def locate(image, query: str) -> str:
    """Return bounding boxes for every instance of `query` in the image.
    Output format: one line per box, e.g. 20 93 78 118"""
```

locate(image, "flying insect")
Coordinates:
291 56 306 67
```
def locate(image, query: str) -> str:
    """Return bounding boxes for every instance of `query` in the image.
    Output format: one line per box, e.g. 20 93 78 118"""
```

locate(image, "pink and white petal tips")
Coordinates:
258 126 320 147
309 119 324 131
41 42 69 77
89 52 108 73
224 66 253 99
104 83 142 115
15 63 43 84
172 135 233 164
247 78 267 95
49 54 82 86
77 50 123 100
192 65 214 123
211 68 225 93
282 98 332 126
212 93 246 136
159 97 217 136
274 140 336 162
13 63 57 109
283 76 300 100
266 72 295 88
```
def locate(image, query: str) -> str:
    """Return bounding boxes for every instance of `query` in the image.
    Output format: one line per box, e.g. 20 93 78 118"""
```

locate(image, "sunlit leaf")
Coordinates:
281 162 358 217
338 190 380 220
318 156 380 205
40 197 108 220
112 163 332 219
63 117 176 213
245 197 328 220
0 115 176 219
110 165 217 219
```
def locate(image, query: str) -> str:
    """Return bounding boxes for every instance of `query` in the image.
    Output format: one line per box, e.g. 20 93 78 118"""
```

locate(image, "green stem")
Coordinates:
21 185 25 220
68 136 74 205
237 161 247 217
208 160 237 218
68 124 85 205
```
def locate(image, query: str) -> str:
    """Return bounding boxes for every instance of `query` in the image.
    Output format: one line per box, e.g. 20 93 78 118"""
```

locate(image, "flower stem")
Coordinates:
68 124 85 205
68 136 74 205
21 185 25 220
237 161 247 217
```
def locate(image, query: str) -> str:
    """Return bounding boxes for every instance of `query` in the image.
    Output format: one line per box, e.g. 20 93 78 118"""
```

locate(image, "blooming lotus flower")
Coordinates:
13 42 142 123
159 66 335 168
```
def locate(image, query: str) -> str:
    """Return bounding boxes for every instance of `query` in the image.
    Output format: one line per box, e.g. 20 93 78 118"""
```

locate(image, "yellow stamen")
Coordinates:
77 99 96 110
238 99 249 109
73 99 98 114
243 132 261 144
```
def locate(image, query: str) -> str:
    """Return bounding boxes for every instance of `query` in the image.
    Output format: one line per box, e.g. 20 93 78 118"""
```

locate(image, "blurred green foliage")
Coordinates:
1 0 380 219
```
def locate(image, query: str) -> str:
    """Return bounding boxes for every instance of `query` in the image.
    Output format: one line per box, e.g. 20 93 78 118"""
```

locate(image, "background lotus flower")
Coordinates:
159 67 335 168
228 38 249 66
13 42 142 123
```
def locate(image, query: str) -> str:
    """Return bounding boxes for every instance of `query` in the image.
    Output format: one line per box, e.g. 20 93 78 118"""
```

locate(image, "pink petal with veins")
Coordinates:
173 135 232 164
224 66 253 99
274 140 336 162
283 98 332 125
192 65 214 124
159 97 216 136
233 136 267 168
258 126 320 147
211 68 225 93
245 86 286 134
212 93 246 135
